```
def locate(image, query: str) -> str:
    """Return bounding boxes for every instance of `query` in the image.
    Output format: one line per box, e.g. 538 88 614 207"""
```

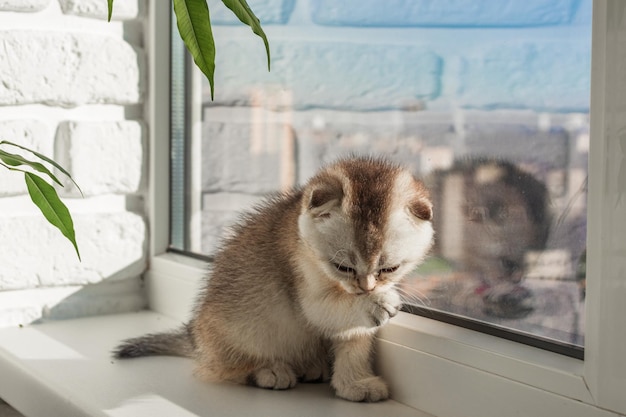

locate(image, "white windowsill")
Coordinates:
145 253 621 417
0 311 433 417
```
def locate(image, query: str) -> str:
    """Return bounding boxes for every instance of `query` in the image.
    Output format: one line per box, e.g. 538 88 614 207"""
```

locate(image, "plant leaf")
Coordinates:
0 140 83 195
107 0 114 22
221 0 271 71
0 148 64 187
0 161 29 174
24 172 81 261
173 0 216 99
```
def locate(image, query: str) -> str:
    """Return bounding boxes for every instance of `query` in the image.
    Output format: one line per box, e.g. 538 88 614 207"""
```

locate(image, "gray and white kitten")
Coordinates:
114 157 434 402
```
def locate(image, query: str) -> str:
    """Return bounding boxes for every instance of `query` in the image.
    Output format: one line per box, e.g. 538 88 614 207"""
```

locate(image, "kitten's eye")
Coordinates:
332 263 356 275
378 265 400 275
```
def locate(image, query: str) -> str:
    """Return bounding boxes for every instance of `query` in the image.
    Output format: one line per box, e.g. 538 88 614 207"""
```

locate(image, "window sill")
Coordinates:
379 312 589 402
0 311 432 417
144 253 622 417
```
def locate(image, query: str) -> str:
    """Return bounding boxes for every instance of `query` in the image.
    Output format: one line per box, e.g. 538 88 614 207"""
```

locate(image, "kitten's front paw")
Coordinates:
370 291 401 327
332 376 389 402
252 363 297 390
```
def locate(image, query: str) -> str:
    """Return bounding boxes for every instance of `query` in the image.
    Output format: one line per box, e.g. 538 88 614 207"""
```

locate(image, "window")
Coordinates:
169 0 590 358
150 1 626 416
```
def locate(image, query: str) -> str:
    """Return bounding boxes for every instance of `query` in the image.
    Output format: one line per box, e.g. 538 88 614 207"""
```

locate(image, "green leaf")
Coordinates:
0 148 64 187
0 161 29 175
173 0 216 99
221 0 271 71
107 0 114 22
0 140 83 196
24 172 81 261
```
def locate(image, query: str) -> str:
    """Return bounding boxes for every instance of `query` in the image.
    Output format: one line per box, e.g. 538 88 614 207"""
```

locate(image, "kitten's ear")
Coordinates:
409 198 433 221
307 177 344 217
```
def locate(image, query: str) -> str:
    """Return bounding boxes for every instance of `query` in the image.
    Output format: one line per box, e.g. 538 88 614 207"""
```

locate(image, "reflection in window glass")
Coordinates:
182 0 591 352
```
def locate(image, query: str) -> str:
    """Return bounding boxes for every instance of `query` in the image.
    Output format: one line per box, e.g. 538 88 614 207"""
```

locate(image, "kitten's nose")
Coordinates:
357 274 377 292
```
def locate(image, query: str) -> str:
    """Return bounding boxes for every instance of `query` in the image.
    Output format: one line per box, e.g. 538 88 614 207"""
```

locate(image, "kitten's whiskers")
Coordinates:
395 284 431 307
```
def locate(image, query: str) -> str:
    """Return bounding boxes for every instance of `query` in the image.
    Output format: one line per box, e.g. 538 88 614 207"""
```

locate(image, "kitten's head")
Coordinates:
298 157 434 295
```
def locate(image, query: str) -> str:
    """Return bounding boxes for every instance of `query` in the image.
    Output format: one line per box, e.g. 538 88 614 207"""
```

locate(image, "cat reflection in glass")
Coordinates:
412 159 550 320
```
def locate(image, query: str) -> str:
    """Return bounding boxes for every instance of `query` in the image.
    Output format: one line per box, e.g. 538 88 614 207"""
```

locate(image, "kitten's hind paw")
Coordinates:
333 376 389 402
251 363 297 390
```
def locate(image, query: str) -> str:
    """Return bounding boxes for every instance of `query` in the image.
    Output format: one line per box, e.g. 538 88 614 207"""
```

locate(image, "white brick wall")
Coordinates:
0 0 50 12
0 31 144 106
56 121 145 196
0 120 51 196
58 0 139 20
0 0 147 326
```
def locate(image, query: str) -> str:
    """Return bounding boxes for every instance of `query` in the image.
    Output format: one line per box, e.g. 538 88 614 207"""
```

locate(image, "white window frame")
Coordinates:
145 1 626 416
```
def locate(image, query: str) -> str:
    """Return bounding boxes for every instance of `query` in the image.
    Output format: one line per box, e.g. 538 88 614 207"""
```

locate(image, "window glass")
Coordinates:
172 0 591 355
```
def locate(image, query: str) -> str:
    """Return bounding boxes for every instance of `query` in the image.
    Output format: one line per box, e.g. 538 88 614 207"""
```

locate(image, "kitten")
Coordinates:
114 157 434 402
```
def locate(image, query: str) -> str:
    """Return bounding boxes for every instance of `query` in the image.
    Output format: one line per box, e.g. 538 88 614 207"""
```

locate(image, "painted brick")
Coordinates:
58 0 139 20
463 124 569 173
294 114 455 181
0 0 148 327
0 216 51 290
0 31 144 107
458 41 591 112
0 120 52 196
49 212 147 286
201 120 296 194
208 0 294 25
572 0 593 24
311 0 580 27
39 278 145 321
0 212 146 290
210 39 441 110
55 121 144 196
0 0 50 12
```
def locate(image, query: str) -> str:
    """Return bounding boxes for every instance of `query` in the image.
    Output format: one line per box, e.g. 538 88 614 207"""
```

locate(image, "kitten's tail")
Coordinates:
113 325 195 359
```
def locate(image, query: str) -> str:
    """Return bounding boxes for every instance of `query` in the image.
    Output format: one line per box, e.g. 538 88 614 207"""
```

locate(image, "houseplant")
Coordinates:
109 0 271 99
0 141 81 260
